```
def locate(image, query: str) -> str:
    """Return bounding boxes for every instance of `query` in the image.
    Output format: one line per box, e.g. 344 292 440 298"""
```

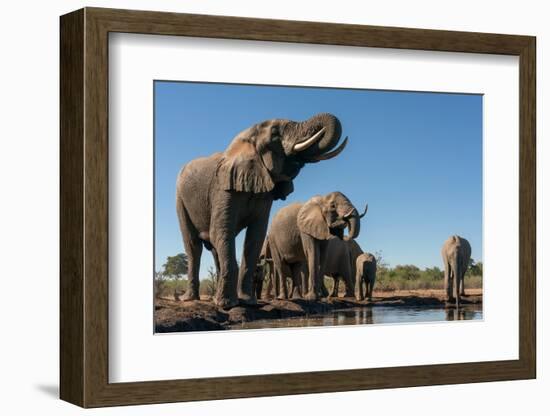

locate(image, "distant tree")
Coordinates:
161 253 188 279
393 265 421 280
153 271 166 299
466 259 483 277
374 250 389 270
422 266 444 280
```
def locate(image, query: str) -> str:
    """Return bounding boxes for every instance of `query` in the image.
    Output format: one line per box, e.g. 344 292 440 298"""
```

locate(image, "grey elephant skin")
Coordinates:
176 113 348 308
441 235 471 307
323 237 365 298
355 252 377 301
266 192 366 301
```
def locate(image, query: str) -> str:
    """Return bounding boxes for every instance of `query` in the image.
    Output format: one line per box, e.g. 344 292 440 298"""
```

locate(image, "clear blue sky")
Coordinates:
155 81 482 277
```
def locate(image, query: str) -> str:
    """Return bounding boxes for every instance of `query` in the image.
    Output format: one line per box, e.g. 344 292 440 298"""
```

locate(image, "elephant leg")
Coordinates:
290 263 303 299
300 264 308 296
270 245 289 300
452 261 461 307
254 269 264 300
459 273 466 297
211 234 238 309
355 266 364 301
237 223 268 305
330 276 339 298
320 277 330 298
211 247 220 279
444 261 452 302
177 200 202 301
279 264 292 300
368 271 376 300
301 234 320 301
340 263 354 298
265 267 273 299
367 277 373 300
318 242 330 298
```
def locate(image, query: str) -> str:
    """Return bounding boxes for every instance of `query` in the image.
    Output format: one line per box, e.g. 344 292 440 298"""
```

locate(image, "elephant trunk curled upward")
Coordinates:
441 235 471 307
267 192 366 301
176 113 348 308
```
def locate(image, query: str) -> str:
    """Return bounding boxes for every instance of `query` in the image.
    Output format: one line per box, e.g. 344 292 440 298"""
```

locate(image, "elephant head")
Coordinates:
297 192 368 241
217 113 348 200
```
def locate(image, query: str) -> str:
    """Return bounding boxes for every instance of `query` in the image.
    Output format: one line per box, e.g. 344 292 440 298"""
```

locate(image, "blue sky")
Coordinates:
155 81 482 277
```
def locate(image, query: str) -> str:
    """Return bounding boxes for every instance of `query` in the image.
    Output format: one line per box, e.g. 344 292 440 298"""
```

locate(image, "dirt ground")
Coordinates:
154 288 482 333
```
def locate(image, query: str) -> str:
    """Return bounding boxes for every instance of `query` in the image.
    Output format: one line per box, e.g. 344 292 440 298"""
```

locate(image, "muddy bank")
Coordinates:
155 289 482 333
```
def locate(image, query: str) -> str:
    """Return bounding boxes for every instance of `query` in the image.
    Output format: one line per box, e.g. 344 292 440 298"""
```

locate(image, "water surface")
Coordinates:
230 305 482 330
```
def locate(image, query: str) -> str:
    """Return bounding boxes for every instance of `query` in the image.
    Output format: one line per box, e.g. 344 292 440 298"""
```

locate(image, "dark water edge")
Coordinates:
228 304 483 330
155 295 483 333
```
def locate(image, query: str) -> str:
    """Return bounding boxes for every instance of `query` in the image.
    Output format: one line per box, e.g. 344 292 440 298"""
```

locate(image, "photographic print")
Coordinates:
154 81 483 333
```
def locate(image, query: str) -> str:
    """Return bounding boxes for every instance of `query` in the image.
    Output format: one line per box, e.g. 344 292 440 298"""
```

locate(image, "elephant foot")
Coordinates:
291 289 302 300
182 290 200 302
304 291 318 301
214 296 239 310
238 293 258 306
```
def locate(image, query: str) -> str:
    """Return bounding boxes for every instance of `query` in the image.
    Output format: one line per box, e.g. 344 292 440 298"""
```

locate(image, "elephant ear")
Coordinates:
297 198 331 240
217 139 275 193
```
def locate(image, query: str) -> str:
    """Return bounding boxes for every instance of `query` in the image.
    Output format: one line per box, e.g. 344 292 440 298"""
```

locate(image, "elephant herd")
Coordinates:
175 112 471 309
253 193 376 302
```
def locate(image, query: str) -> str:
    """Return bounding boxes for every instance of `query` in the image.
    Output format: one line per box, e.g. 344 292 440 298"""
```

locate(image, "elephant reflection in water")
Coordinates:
445 308 467 321
354 308 374 325
445 307 479 321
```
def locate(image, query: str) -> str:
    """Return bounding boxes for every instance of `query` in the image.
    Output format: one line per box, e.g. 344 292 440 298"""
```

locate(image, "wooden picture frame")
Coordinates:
60 7 536 408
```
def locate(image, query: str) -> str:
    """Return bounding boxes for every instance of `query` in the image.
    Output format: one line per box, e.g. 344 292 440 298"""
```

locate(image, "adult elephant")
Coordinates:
355 252 377 301
177 113 348 308
267 192 367 301
323 238 365 298
441 235 472 307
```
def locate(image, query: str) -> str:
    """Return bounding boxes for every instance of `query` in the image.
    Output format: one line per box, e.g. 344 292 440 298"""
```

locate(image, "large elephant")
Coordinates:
323 238 365 298
267 192 367 301
176 113 348 308
355 252 377 301
441 235 471 307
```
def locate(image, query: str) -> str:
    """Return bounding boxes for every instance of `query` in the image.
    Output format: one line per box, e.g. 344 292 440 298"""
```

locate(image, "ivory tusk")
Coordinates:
359 203 368 219
309 136 348 161
292 128 326 152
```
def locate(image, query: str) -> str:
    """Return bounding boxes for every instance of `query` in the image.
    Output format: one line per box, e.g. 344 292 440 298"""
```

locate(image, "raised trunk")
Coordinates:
345 214 360 241
294 113 342 158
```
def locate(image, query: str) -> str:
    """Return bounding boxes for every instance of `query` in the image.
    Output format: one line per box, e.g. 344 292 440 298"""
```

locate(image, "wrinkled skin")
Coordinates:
324 238 365 298
252 239 275 299
267 192 366 301
176 113 348 308
355 252 377 301
441 235 472 307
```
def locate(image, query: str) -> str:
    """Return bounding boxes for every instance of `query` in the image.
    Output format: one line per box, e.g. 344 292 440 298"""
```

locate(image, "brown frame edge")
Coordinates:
60 7 536 408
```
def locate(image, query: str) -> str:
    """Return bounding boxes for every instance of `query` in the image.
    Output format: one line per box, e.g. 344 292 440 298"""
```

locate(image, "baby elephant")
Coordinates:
355 253 377 301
